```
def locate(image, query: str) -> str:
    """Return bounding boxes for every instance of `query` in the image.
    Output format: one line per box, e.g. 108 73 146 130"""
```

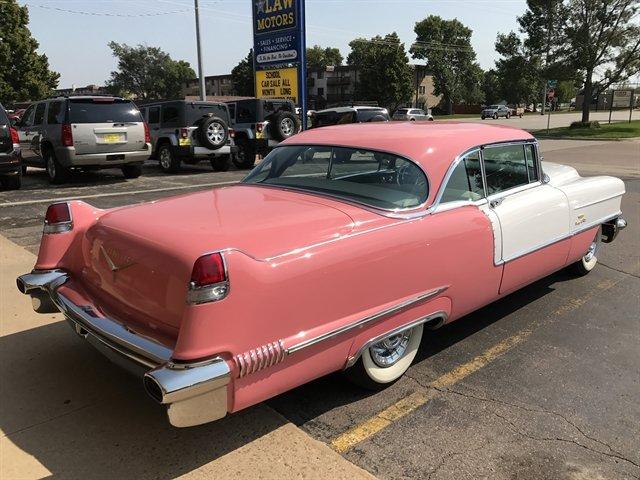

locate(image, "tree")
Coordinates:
346 33 413 111
306 45 343 70
482 70 501 105
411 16 483 114
0 1 59 103
564 0 640 122
106 42 195 100
494 32 541 105
231 50 255 97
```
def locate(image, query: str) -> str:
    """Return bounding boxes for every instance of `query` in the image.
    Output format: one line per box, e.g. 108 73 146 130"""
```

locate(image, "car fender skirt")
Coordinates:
144 359 231 428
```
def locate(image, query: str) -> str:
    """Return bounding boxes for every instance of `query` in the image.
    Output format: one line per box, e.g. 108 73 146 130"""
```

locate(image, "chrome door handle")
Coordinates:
489 198 504 208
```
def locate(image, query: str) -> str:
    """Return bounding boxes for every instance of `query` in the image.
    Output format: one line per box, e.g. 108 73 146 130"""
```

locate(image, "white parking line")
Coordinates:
0 180 239 208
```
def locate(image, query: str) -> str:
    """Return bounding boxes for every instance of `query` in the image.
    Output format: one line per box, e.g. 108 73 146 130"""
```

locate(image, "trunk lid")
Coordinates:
80 186 355 332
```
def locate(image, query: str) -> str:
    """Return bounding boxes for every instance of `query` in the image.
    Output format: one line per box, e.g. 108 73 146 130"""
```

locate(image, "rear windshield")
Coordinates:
69 99 142 124
185 103 230 125
312 111 356 128
242 145 428 210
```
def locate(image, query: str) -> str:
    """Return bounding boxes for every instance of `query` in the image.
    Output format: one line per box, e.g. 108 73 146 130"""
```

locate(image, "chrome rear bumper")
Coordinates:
602 216 627 243
16 269 230 428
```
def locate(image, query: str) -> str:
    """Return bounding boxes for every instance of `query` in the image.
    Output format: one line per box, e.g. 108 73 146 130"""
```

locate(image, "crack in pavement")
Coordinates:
492 410 640 476
402 373 640 472
599 261 640 279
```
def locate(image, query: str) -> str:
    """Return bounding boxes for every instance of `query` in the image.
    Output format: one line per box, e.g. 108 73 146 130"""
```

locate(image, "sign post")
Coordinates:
252 0 307 129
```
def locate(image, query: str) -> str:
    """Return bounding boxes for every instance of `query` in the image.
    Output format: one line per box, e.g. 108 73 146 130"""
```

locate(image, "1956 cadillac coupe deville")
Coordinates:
17 123 627 427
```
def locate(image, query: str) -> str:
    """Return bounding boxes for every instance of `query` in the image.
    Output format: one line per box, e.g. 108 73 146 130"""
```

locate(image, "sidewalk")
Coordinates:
0 235 375 480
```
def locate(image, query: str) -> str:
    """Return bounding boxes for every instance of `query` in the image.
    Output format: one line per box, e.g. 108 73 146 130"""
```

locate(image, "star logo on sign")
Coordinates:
255 0 266 14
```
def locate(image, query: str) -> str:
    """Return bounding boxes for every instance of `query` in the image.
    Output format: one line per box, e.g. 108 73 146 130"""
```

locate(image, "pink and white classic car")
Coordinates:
17 123 627 427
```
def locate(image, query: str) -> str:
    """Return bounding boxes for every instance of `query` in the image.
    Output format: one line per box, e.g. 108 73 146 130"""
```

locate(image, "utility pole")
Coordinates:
194 0 206 101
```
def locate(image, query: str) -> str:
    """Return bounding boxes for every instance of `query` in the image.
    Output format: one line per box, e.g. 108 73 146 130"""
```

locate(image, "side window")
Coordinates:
483 144 530 195
161 105 180 127
20 105 36 127
33 103 46 126
148 106 160 124
47 101 64 125
440 151 484 203
227 103 236 121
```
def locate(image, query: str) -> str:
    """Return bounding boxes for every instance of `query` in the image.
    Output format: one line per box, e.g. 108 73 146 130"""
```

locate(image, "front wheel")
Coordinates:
493 113 498 120
344 324 424 390
210 155 230 172
506 113 511 119
569 235 600 276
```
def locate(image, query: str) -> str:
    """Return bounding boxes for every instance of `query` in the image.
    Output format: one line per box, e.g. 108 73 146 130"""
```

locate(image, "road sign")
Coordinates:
255 67 299 103
547 79 558 88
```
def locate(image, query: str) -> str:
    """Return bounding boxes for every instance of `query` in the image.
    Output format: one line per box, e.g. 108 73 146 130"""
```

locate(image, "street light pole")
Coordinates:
194 0 206 101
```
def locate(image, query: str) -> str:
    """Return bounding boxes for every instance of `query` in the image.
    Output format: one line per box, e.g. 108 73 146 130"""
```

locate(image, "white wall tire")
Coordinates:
345 324 424 390
569 231 600 276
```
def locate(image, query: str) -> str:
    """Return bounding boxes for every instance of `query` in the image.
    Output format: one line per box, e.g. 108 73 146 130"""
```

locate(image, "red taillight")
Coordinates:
187 252 229 304
191 253 226 286
228 128 235 138
256 122 265 134
144 122 151 143
9 127 19 145
44 203 72 234
61 124 73 147
180 128 189 139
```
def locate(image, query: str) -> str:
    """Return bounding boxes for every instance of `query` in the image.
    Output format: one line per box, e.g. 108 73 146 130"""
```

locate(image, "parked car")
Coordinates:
139 100 236 173
226 99 301 169
0 103 22 189
311 106 390 130
17 122 627 428
392 108 434 121
481 104 511 120
14 96 151 183
8 108 26 124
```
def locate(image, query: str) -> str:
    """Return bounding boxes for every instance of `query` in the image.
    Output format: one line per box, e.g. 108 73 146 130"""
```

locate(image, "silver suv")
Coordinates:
15 96 151 183
392 108 434 121
139 100 236 173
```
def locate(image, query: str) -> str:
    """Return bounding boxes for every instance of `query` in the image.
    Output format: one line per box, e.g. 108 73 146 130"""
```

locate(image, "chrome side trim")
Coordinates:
344 311 448 369
285 286 449 355
574 192 624 210
235 339 287 378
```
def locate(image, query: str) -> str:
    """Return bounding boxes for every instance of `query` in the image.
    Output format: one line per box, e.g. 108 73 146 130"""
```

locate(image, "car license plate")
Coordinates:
103 133 123 143
179 138 191 146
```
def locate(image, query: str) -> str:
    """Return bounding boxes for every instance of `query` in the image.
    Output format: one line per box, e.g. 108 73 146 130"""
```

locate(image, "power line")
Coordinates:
8 1 191 17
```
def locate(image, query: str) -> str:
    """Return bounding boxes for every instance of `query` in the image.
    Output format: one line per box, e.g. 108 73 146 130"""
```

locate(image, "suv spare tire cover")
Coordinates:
271 112 301 141
198 116 229 150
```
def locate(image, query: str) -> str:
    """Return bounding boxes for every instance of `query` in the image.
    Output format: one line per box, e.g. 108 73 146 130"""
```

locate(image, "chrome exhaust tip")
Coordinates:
16 270 68 295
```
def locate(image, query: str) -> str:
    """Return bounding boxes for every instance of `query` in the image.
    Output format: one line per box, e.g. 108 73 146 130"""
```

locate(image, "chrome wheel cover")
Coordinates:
370 330 412 368
159 148 172 169
280 117 295 137
207 122 225 145
584 240 598 263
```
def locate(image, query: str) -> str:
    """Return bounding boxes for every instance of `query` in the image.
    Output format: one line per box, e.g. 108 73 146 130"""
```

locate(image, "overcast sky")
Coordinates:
22 0 528 88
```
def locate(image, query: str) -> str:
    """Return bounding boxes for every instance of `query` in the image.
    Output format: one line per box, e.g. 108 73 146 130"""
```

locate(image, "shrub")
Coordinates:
570 121 600 129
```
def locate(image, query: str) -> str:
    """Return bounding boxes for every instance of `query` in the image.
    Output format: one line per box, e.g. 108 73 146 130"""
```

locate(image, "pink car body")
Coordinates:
17 123 626 427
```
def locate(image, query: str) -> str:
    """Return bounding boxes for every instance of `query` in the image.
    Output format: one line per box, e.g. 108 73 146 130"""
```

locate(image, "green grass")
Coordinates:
432 113 481 119
534 120 640 139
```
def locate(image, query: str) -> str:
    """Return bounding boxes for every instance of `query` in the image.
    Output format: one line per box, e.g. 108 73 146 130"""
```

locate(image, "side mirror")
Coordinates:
542 173 550 184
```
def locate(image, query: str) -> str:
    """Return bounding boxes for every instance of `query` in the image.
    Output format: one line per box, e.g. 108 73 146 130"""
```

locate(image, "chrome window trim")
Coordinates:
344 311 448 369
285 285 449 355
241 143 431 217
481 140 541 200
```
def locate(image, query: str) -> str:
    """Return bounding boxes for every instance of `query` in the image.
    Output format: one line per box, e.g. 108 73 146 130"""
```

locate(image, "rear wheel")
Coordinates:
45 148 69 184
493 113 498 120
210 155 230 172
344 324 424 390
232 138 256 169
122 164 142 179
158 144 180 173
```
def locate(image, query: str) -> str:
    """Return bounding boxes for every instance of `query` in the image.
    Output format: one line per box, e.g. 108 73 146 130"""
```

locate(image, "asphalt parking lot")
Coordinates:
1 139 638 479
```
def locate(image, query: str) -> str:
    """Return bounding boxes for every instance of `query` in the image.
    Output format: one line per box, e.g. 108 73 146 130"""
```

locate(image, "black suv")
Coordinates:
226 99 301 169
0 103 22 189
139 100 236 173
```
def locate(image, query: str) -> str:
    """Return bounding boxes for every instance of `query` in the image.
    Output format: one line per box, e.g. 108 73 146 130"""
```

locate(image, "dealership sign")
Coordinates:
253 0 301 67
